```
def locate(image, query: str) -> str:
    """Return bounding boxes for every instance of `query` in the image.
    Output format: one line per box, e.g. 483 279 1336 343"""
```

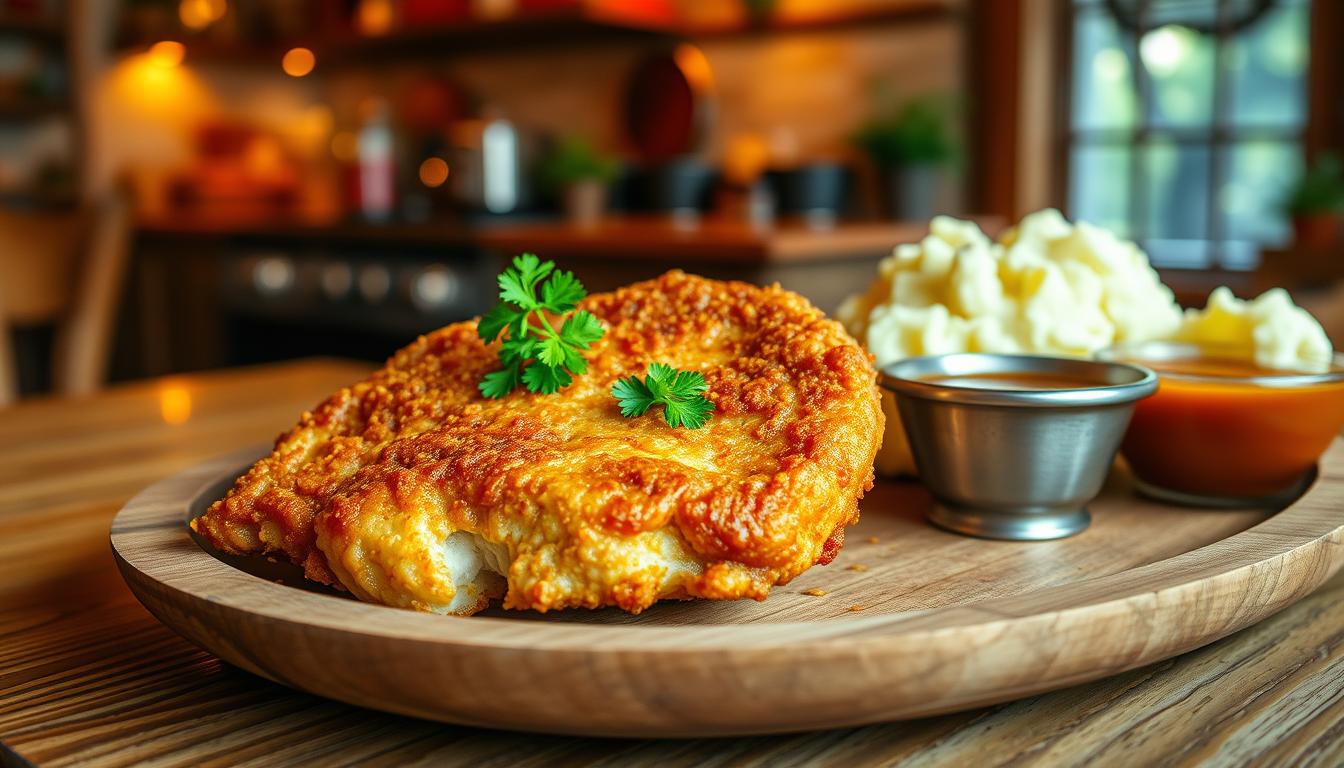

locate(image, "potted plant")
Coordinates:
1283 153 1344 249
853 94 959 221
540 136 619 227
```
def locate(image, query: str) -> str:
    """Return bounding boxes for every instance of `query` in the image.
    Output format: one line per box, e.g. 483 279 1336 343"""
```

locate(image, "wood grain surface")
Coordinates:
106 437 1344 736
4 360 1344 765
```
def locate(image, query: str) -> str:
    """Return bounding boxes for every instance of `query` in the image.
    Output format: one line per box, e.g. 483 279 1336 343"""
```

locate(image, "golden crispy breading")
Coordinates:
192 271 883 615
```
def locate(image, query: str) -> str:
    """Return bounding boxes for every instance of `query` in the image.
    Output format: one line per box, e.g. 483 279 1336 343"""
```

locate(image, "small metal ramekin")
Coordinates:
880 353 1158 541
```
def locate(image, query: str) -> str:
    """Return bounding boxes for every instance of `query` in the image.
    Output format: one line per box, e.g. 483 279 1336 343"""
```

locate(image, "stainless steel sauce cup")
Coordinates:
879 354 1157 541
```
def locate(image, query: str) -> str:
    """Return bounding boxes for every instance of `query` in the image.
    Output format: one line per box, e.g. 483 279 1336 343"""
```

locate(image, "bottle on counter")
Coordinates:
357 98 396 223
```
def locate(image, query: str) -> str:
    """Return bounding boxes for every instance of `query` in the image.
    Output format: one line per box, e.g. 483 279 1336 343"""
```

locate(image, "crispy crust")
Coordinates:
192 271 883 614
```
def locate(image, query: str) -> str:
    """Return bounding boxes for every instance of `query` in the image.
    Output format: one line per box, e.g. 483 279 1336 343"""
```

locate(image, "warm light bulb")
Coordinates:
673 43 714 91
356 0 395 36
147 41 186 68
282 47 316 77
179 0 226 29
419 157 450 188
158 383 193 425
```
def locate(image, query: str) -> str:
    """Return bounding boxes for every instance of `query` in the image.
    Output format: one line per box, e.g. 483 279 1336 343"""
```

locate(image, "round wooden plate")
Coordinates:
110 442 1344 737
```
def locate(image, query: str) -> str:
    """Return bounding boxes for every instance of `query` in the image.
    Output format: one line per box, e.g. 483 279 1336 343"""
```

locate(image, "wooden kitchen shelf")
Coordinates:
474 214 984 264
135 213 995 264
135 215 476 246
115 0 960 67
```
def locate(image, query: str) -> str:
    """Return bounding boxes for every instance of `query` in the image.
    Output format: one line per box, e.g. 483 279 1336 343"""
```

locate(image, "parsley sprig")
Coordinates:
477 254 605 398
612 363 715 429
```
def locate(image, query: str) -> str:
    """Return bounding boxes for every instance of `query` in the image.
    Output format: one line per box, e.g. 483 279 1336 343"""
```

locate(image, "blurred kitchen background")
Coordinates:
0 0 1339 404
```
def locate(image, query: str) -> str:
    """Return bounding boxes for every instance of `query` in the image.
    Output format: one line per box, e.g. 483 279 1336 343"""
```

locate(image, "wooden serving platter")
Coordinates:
110 442 1344 737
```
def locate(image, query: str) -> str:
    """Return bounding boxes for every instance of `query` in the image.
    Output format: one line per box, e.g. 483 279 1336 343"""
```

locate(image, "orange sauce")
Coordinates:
1120 358 1344 498
923 371 1102 391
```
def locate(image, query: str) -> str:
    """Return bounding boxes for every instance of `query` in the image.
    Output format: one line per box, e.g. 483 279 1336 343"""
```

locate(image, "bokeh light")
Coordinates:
673 43 714 91
282 47 316 78
148 41 186 69
1140 25 1189 78
178 0 227 30
419 157 450 188
357 0 395 36
157 383 193 425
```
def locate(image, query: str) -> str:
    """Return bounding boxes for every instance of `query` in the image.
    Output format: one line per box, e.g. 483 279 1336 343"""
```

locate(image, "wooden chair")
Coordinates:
0 190 133 406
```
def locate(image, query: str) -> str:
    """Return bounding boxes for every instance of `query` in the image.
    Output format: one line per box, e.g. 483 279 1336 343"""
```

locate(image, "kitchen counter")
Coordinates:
124 215 999 379
473 215 992 263
2 359 1342 766
135 216 477 246
476 215 1007 310
136 213 978 262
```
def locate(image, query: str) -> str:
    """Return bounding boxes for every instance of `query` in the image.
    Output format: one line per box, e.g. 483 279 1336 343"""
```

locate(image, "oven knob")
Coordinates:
357 264 392 304
320 262 354 300
409 265 459 312
252 256 295 296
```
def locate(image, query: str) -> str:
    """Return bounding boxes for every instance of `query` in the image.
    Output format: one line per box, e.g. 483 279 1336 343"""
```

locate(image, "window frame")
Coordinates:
1057 0 1311 271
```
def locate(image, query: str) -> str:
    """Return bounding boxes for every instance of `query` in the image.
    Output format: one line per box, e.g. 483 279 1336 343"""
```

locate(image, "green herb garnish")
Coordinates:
612 363 715 429
477 253 605 398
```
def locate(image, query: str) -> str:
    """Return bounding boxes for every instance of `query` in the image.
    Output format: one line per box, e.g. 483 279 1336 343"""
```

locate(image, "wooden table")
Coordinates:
3 360 1342 767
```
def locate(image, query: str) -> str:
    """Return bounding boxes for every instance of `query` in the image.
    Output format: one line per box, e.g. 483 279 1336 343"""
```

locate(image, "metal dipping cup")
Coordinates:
879 354 1158 541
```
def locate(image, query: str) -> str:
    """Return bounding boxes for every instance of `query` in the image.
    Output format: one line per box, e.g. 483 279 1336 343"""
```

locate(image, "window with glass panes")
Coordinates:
1064 0 1310 269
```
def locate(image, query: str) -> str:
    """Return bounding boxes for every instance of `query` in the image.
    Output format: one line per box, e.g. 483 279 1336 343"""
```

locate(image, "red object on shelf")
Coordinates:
624 53 705 162
1292 214 1342 249
398 76 469 135
586 0 678 25
401 0 471 25
518 0 581 10
341 163 362 216
195 122 255 159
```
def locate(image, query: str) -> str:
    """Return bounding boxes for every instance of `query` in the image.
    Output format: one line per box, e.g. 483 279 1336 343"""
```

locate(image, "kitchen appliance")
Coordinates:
448 115 539 215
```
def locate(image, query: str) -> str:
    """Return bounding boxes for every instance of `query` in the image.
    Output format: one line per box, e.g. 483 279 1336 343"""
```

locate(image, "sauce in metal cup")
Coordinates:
880 354 1156 541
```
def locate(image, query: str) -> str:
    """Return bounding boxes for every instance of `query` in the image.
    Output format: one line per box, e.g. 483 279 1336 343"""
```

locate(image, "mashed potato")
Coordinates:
1177 286 1333 374
839 210 1183 359
839 209 1338 476
838 209 1183 476
838 207 1188 478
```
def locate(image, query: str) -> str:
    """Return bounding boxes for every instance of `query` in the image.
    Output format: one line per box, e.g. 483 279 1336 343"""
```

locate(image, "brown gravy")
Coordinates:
922 371 1102 391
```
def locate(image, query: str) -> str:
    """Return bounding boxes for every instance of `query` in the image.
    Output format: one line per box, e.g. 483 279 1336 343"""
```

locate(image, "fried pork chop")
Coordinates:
192 271 883 615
